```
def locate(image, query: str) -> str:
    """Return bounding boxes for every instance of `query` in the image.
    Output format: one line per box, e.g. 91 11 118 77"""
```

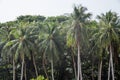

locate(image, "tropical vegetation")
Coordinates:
0 5 120 80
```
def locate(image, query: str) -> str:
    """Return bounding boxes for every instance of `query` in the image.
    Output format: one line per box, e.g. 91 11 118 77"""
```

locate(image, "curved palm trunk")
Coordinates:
92 61 94 80
13 58 15 80
108 57 110 80
77 44 80 80
110 44 115 80
43 53 49 80
98 59 102 80
20 56 24 80
71 50 77 79
77 44 82 80
51 59 54 80
108 44 115 80
32 54 38 77
24 63 27 80
92 55 94 80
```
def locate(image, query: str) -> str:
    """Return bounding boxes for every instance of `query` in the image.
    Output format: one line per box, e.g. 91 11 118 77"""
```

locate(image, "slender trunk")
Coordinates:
98 59 102 80
108 57 110 80
6 64 11 79
32 54 38 77
71 50 77 79
24 63 27 80
77 45 80 80
51 59 54 80
13 58 15 80
92 61 94 80
43 53 49 80
20 56 24 80
110 44 115 80
79 55 82 80
77 44 82 80
92 54 94 80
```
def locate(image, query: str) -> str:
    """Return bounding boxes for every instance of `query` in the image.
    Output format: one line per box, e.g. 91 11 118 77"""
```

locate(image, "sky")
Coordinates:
0 0 120 22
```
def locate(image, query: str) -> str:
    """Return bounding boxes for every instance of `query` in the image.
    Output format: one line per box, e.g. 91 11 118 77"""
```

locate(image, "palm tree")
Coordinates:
38 22 63 80
2 22 39 80
67 5 91 80
0 25 16 80
96 11 120 80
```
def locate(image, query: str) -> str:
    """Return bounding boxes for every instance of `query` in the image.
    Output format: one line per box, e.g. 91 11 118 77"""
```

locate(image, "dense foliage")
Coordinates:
0 5 120 80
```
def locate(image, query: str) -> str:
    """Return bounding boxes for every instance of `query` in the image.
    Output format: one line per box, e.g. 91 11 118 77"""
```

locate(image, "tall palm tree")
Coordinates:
0 25 16 80
2 22 38 80
67 5 91 80
38 22 63 80
96 11 120 80
88 23 103 80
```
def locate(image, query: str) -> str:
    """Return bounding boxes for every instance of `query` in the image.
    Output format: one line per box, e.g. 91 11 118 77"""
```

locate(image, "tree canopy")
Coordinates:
0 5 120 80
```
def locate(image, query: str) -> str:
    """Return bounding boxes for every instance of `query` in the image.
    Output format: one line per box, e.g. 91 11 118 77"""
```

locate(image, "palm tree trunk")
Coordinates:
110 44 115 80
98 59 102 80
77 45 80 80
20 56 24 80
108 44 115 80
77 44 82 80
13 58 15 80
43 60 49 80
24 63 27 80
92 55 94 80
92 62 94 80
32 54 38 77
71 50 77 79
51 59 54 80
108 57 110 80
43 53 49 80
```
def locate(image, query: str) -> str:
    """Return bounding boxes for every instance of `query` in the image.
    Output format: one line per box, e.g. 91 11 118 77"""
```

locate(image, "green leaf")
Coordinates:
3 40 17 49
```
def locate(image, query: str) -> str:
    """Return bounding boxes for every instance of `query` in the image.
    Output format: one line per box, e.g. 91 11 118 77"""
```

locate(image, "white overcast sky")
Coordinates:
0 0 120 22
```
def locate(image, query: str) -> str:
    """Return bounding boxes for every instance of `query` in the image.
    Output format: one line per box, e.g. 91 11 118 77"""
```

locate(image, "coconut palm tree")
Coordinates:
0 25 16 80
96 11 120 80
2 22 39 80
66 5 92 80
38 22 63 80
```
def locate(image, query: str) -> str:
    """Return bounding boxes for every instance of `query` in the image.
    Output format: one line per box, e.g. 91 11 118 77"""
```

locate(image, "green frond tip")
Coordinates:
3 40 17 49
30 75 48 80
